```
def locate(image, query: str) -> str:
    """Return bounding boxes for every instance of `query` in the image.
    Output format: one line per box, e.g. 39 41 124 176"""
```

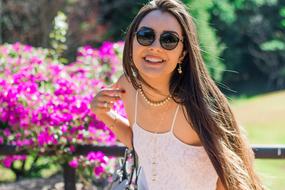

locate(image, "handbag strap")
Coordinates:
121 148 130 180
127 136 141 186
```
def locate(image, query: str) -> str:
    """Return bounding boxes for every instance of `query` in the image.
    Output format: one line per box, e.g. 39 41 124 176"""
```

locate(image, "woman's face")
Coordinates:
132 10 185 82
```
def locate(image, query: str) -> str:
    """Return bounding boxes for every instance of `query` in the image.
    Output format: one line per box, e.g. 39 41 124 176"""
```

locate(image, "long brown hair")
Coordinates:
122 0 264 189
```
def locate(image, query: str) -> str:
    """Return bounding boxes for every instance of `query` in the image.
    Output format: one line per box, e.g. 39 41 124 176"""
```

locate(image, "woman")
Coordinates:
91 0 264 189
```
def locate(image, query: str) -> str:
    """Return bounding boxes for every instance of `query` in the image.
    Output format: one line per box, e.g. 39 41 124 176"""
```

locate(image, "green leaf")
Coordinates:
261 40 285 51
280 7 285 17
281 20 285 28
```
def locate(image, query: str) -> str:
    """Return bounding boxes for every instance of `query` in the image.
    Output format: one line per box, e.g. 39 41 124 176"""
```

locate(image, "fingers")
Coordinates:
97 94 120 103
100 88 125 96
90 87 125 115
90 99 111 114
97 88 125 102
92 100 114 111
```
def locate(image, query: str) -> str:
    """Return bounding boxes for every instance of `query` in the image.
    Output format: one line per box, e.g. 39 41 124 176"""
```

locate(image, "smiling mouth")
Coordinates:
143 57 165 64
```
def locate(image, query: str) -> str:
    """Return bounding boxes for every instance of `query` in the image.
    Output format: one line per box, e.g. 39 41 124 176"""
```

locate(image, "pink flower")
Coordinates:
2 155 27 168
0 41 125 176
69 145 76 152
12 42 21 52
77 45 95 57
30 56 43 65
2 157 14 168
54 78 75 96
38 129 55 146
86 151 105 163
77 133 84 140
69 158 79 168
60 125 68 133
3 129 11 137
23 45 32 52
99 42 115 58
93 165 104 177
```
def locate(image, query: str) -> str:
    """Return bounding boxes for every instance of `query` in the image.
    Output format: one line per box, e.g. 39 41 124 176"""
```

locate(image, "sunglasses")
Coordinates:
135 27 183 50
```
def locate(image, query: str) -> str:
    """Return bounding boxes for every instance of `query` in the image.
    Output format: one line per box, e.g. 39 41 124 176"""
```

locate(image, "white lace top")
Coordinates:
132 91 219 190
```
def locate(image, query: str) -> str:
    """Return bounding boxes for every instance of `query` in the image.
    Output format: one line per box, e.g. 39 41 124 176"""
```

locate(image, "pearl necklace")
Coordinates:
138 85 172 107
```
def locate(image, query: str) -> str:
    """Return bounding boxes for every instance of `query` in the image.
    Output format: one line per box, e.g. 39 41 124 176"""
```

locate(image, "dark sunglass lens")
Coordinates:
160 32 179 50
136 28 155 46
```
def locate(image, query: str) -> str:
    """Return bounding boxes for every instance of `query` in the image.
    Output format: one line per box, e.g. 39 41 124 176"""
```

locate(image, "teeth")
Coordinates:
144 57 164 63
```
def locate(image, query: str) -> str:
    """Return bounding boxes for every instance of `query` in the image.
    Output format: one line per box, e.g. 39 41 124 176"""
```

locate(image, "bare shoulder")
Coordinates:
216 177 226 190
115 74 132 89
115 74 135 99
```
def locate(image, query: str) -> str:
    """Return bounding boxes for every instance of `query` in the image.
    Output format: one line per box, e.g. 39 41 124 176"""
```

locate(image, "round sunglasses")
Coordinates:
135 27 183 50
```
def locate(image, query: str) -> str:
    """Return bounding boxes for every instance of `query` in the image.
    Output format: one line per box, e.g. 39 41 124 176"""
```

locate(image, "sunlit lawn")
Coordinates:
230 90 285 190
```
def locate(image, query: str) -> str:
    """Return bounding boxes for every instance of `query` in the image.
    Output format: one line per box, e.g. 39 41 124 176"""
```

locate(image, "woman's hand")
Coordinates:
90 85 132 147
90 77 133 147
90 86 125 120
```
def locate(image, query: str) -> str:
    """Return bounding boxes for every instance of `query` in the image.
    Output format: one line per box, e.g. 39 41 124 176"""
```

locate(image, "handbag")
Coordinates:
109 147 141 190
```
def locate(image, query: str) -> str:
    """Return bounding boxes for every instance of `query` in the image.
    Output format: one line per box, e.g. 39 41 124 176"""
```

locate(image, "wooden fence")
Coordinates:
0 144 285 190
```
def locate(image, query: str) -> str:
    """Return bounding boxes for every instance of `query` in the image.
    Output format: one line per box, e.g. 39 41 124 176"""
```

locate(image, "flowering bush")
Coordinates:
0 42 125 182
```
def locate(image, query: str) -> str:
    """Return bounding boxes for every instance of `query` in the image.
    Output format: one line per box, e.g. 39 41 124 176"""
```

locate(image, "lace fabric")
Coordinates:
132 91 219 190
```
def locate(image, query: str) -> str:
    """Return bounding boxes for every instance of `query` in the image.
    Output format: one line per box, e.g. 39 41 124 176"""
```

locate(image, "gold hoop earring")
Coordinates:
178 63 182 74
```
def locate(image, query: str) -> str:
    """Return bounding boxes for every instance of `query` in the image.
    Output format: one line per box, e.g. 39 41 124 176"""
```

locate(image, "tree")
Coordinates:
183 0 225 82
210 0 285 93
0 0 65 47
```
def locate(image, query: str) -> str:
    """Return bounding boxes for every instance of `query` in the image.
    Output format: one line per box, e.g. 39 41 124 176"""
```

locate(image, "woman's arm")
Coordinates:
90 74 134 148
99 110 133 148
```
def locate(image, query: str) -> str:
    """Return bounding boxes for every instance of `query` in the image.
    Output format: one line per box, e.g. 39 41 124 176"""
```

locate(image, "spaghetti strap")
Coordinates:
134 90 138 123
170 105 180 132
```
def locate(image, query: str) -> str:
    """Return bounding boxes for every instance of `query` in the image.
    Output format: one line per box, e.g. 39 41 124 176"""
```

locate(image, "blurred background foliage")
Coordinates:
1 0 285 96
211 0 285 94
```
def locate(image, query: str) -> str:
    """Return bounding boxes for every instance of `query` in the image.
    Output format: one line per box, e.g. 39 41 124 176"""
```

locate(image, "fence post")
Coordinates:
63 162 76 190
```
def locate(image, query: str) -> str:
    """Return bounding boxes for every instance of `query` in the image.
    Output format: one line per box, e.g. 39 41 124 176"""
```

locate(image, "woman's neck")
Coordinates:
140 75 171 102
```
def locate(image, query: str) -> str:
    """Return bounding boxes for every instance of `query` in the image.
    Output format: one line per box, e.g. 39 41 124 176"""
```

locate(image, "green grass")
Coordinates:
230 90 285 190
